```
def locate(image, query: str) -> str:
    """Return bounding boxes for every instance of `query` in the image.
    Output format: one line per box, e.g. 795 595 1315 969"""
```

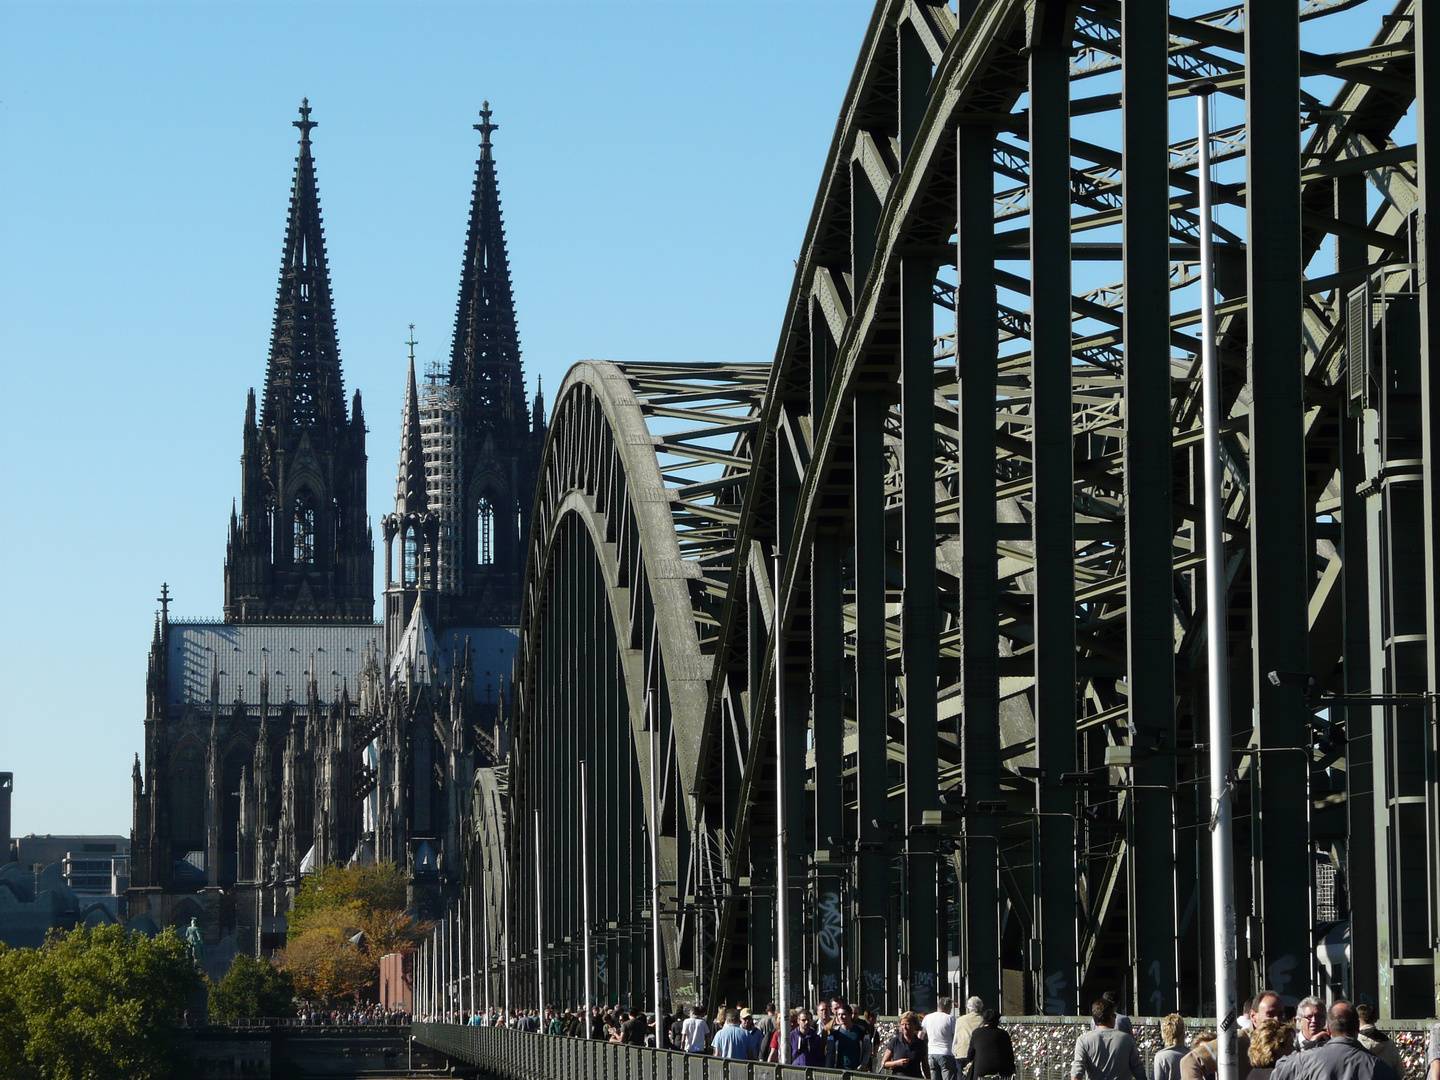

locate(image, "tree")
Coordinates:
286 862 407 932
277 861 429 1005
0 925 202 1080
208 954 296 1020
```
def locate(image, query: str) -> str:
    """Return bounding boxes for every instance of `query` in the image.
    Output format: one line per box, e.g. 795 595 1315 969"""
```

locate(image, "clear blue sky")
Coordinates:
0 0 873 836
0 0 1401 838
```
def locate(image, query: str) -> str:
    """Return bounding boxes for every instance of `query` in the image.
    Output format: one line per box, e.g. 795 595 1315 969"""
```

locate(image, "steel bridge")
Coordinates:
462 0 1440 1022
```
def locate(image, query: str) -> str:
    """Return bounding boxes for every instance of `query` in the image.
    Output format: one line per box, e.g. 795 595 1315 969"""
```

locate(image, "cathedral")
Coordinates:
127 100 544 971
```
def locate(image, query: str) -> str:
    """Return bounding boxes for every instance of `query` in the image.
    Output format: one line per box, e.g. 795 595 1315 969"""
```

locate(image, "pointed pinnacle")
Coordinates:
294 98 318 146
475 101 498 147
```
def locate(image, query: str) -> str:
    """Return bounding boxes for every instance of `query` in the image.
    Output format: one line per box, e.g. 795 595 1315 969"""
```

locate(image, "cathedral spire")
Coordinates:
397 326 427 515
262 98 345 431
449 102 525 422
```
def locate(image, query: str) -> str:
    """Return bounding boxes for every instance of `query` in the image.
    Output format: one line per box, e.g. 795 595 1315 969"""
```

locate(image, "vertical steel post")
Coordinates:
1414 0 1440 1019
1195 84 1239 1080
1029 0 1078 1014
648 690 664 1024
484 852 493 1021
812 528 844 1002
1124 0 1179 1016
853 392 890 1013
535 810 545 1023
581 758 594 1036
775 552 791 1062
901 253 940 1011
503 840 512 1023
956 119 1000 1008
1245 0 1312 999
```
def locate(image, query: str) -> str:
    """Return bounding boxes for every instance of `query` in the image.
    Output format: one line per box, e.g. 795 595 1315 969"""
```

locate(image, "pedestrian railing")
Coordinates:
414 1024 864 1080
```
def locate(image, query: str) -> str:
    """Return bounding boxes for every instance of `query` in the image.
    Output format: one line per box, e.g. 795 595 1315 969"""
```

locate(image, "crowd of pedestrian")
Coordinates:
1069 991 1440 1080
447 994 1016 1077
294 1004 409 1026
434 990 1440 1080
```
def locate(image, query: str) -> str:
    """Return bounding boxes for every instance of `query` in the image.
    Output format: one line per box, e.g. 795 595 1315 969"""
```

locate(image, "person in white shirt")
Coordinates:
681 1006 710 1053
922 996 960 1080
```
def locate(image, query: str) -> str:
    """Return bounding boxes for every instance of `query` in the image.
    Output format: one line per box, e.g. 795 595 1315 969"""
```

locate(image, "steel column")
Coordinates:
853 390 890 1013
901 254 940 1011
1122 0 1178 1016
956 120 1000 1009
1029 1 1078 1015
811 527 845 1001
1245 0 1313 997
1414 0 1440 1018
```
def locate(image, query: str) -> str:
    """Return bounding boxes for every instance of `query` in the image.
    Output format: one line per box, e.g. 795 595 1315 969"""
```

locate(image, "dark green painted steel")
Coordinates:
1120 0 1178 1017
472 0 1440 1025
1245 0 1314 999
956 118 1000 1011
1028 2 1078 1016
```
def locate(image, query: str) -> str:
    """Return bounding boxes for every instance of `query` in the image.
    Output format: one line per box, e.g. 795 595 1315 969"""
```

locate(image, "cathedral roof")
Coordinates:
389 597 439 686
166 623 383 709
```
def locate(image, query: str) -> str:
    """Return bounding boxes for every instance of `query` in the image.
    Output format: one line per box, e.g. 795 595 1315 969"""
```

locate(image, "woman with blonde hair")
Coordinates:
1153 1014 1188 1080
1246 1018 1295 1080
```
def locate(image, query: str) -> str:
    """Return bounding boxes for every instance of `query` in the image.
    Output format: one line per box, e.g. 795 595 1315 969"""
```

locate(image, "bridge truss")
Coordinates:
466 0 1440 1021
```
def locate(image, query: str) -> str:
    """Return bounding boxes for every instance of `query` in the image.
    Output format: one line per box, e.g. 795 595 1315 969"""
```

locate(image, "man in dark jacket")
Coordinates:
1270 1002 1398 1080
965 1010 1017 1079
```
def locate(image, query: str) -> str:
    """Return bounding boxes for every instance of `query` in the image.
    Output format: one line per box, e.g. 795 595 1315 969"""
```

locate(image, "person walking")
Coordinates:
756 1003 777 1043
1153 1015 1187 1080
739 1009 765 1060
827 1002 872 1071
1245 1018 1297 1080
681 1005 709 1053
1355 1005 1401 1074
1069 998 1145 1080
953 997 985 1064
1270 1002 1397 1080
712 1009 751 1059
789 1008 827 1066
881 1011 930 1077
965 1010 1016 1080
922 996 959 1080
1294 998 1330 1053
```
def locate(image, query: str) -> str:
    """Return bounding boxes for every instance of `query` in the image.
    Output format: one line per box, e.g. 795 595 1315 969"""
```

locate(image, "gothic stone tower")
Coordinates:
440 102 544 628
226 99 373 624
131 105 380 968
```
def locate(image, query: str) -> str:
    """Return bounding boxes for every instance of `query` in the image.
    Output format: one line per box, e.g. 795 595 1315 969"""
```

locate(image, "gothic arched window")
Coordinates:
169 743 205 855
478 498 495 566
403 528 418 587
293 495 316 564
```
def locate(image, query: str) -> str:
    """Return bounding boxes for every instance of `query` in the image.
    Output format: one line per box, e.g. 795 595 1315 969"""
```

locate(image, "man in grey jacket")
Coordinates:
1070 999 1146 1080
1270 1002 1398 1080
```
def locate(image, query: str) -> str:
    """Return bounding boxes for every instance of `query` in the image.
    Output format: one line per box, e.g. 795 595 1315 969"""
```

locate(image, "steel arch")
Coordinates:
472 0 1440 1023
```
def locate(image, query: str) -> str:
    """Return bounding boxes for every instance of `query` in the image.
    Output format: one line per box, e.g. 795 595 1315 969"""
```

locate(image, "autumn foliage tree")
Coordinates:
276 862 429 1005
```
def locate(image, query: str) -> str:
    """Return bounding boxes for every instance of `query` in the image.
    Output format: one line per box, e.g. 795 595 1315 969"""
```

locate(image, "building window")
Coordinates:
403 528 418 587
479 499 494 566
293 497 316 564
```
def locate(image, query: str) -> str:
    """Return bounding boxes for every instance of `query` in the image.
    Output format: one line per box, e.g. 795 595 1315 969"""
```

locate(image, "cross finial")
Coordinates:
294 98 317 145
475 101 498 147
406 324 418 364
157 582 171 621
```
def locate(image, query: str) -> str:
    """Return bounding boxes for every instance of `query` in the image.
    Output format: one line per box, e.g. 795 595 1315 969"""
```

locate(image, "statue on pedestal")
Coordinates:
185 917 205 967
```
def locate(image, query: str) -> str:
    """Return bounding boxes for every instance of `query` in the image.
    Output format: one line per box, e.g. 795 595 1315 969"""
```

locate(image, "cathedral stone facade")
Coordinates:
128 101 544 972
